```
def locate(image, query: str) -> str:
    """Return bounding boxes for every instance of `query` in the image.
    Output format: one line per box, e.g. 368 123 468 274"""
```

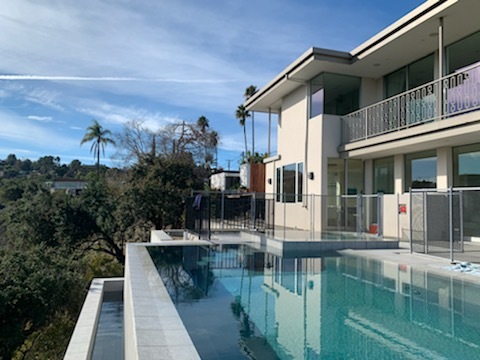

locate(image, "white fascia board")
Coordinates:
245 48 350 111
351 0 458 60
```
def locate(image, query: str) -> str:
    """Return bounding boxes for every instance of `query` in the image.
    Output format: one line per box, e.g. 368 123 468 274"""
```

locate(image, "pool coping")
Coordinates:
64 277 124 360
124 242 210 360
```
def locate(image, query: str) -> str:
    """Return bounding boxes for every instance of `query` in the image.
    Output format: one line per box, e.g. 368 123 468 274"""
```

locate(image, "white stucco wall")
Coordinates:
210 172 225 190
240 164 249 188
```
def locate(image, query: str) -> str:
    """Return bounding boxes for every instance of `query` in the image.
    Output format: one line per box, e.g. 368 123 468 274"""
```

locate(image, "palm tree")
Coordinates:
81 119 115 175
244 85 258 156
197 115 209 133
236 105 250 162
209 130 219 169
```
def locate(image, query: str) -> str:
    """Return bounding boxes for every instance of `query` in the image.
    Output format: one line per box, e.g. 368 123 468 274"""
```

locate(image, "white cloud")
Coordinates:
0 109 77 150
75 100 182 131
24 88 64 111
28 115 53 122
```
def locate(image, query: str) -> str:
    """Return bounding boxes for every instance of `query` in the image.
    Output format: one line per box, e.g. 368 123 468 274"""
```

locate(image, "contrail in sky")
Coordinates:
0 75 234 83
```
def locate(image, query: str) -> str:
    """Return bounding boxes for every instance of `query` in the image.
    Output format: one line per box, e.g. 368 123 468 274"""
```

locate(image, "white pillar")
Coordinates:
437 146 452 190
394 154 404 194
364 159 373 194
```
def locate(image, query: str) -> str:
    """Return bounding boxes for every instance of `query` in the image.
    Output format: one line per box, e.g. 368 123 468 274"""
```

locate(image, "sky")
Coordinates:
0 0 425 170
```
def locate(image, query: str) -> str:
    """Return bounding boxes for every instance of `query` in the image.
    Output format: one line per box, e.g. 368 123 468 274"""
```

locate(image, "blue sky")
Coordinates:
0 0 424 170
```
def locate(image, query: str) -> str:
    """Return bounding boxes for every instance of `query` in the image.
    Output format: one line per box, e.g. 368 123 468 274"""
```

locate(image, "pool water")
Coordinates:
91 291 124 360
148 245 480 359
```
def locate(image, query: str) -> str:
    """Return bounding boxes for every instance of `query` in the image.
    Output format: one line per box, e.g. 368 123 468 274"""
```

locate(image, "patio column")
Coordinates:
438 17 445 79
437 146 452 190
438 17 445 119
394 154 404 195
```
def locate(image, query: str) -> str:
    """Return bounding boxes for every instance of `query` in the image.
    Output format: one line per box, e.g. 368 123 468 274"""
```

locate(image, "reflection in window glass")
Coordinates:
297 163 303 202
454 143 480 186
311 88 324 118
384 54 434 98
346 159 364 195
309 73 360 117
283 164 296 203
373 157 394 194
385 68 407 98
275 162 304 202
276 167 281 202
447 31 480 74
405 151 437 191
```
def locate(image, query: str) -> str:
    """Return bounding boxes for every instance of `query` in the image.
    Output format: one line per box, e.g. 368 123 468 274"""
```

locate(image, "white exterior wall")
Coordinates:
210 173 226 191
240 163 249 188
272 84 343 231
274 86 311 230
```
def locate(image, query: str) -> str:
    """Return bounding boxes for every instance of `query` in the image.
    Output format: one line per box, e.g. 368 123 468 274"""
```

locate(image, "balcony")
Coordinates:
342 63 480 144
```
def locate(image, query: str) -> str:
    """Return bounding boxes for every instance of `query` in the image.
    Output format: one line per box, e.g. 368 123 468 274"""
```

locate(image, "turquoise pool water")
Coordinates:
148 245 480 359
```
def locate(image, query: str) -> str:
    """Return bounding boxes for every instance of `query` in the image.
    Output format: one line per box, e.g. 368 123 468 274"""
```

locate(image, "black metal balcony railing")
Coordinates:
185 193 274 239
342 63 480 143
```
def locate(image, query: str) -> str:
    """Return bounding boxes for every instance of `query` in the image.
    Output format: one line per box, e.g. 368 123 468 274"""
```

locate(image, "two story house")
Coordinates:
245 0 480 239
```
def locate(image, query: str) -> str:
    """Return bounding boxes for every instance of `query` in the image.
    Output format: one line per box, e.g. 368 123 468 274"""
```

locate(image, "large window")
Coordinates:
453 143 480 187
447 31 480 74
276 162 304 202
405 151 437 191
310 73 360 118
373 157 394 194
385 54 434 98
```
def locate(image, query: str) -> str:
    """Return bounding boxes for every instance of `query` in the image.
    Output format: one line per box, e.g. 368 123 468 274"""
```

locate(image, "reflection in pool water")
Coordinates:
148 245 480 359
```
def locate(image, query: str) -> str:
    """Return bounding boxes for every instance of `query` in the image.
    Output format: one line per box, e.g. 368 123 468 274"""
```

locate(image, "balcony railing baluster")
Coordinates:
342 64 480 143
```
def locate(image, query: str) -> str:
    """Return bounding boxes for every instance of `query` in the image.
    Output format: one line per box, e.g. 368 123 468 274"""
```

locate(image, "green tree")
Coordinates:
80 120 115 176
125 154 203 230
0 245 86 358
236 105 250 161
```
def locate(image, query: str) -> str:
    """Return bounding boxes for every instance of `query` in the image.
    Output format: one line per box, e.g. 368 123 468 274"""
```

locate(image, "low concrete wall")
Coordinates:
124 244 201 360
64 278 124 360
150 230 174 243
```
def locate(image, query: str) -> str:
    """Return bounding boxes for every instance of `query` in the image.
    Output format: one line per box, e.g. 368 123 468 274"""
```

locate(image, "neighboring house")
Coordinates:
47 178 87 195
210 171 240 191
245 0 480 238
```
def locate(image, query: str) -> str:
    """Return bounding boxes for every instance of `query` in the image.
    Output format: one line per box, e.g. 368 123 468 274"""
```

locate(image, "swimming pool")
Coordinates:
148 245 480 359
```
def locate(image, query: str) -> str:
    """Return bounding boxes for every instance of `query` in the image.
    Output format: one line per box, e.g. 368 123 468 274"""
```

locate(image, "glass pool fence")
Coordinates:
410 187 480 262
185 192 383 241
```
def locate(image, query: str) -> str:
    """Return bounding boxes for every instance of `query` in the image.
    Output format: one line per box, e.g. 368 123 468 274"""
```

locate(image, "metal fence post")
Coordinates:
424 192 428 254
409 188 412 253
377 193 383 239
459 190 464 253
221 191 225 230
356 193 362 236
252 192 256 230
449 187 454 262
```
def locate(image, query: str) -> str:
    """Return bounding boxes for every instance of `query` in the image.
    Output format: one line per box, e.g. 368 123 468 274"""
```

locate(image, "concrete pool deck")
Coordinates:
340 243 480 285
